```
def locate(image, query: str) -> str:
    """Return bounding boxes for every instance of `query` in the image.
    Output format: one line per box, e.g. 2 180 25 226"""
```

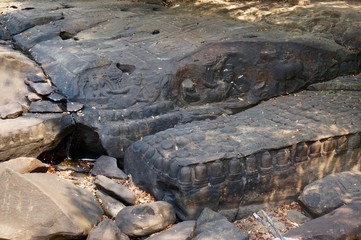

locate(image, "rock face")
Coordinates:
1 0 360 159
0 168 103 239
299 171 361 216
0 114 74 162
125 90 361 220
115 201 176 237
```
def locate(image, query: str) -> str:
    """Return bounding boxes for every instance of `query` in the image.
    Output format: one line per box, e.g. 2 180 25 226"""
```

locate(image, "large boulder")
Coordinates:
0 168 103 239
285 202 361 240
0 114 74 162
299 171 361 216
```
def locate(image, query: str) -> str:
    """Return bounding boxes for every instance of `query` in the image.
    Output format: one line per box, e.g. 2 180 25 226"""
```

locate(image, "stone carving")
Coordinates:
125 90 361 220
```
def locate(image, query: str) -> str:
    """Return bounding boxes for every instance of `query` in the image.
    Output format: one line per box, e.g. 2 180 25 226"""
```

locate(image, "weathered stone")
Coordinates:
308 74 361 91
0 157 48 174
47 92 67 102
125 90 361 220
115 201 176 237
91 155 128 179
26 92 42 101
95 175 136 205
67 101 84 112
146 220 196 240
285 202 361 240
194 208 249 240
2 0 359 160
29 100 64 113
96 189 126 218
0 44 43 106
0 102 23 119
299 171 361 216
26 73 47 83
87 219 129 240
28 81 54 95
286 209 312 225
0 168 103 240
0 114 74 162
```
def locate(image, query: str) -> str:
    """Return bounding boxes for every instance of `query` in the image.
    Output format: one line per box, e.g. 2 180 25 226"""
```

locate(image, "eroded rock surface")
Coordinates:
115 201 176 237
0 114 74 162
125 90 361 219
299 171 361 216
1 0 360 158
0 168 103 240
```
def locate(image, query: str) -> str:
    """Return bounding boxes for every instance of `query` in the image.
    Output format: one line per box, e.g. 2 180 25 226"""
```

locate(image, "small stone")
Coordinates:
146 220 196 240
67 101 84 112
194 208 249 240
47 92 67 102
29 82 54 95
29 100 64 113
0 157 48 175
115 201 176 237
95 175 136 205
26 73 46 83
0 103 23 119
286 209 311 225
96 190 126 218
91 155 128 179
87 219 129 240
27 92 42 102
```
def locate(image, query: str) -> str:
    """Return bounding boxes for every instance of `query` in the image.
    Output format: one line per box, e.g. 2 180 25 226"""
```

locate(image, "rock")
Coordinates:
146 220 196 240
285 202 361 240
29 100 64 113
299 171 361 216
26 73 47 83
47 92 67 102
28 81 54 95
0 168 103 239
194 208 249 240
286 209 311 225
91 155 128 179
115 201 176 237
0 157 48 174
87 219 129 240
0 44 43 106
26 92 42 101
0 103 23 119
66 101 84 112
96 189 126 218
3 0 359 160
125 90 361 220
95 175 136 205
308 74 361 91
0 114 74 162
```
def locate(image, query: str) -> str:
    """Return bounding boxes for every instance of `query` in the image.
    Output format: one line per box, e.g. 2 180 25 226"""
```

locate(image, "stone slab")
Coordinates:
0 114 75 162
